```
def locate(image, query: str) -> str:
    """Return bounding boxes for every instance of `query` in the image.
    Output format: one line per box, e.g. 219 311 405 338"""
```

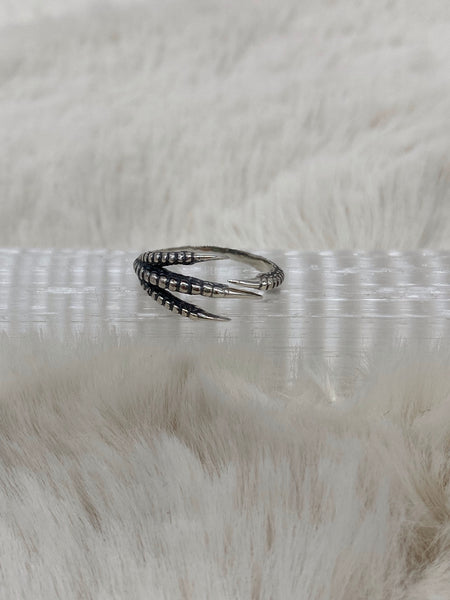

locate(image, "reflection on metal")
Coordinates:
133 246 284 321
1 249 449 394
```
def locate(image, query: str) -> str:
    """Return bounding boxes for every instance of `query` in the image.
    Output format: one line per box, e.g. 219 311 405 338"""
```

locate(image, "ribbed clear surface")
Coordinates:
1 249 449 393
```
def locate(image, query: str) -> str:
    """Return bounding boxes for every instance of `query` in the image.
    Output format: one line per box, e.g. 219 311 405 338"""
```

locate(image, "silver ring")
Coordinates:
133 246 284 321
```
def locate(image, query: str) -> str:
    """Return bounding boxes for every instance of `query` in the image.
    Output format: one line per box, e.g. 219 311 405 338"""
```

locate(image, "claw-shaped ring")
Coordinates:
133 246 284 321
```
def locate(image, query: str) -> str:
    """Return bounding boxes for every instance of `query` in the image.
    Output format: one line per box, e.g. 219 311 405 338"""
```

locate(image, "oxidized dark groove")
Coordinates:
133 246 284 321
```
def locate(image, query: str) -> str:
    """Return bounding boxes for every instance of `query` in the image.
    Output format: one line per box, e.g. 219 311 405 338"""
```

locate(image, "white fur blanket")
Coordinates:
1 335 450 598
1 1 450 598
0 0 449 250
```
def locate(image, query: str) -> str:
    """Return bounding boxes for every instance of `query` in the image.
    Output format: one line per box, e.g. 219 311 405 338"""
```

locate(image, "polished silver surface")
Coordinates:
1 249 449 394
133 246 284 321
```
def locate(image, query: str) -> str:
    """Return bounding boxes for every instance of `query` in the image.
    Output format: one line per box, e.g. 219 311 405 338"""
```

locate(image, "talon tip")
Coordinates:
226 286 262 298
197 312 231 321
227 278 261 290
193 254 227 263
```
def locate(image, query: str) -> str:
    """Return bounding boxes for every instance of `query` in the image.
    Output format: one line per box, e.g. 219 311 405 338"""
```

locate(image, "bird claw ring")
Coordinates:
133 246 284 321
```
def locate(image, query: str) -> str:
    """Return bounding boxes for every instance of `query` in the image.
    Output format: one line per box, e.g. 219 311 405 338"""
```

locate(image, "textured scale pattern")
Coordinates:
133 247 284 321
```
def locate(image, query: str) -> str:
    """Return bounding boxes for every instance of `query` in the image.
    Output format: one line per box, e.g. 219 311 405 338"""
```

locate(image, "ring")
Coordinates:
133 246 284 321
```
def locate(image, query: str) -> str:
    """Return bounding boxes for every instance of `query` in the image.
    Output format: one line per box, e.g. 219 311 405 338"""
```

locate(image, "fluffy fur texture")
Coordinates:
1 0 449 250
2 1 450 598
1 334 450 599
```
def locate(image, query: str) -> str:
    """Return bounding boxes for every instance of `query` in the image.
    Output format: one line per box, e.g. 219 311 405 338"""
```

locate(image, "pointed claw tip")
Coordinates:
227 286 262 298
227 278 261 290
193 253 227 263
197 312 231 322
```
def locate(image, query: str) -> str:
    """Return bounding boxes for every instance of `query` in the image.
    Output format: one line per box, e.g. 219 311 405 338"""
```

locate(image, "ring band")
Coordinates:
133 246 284 321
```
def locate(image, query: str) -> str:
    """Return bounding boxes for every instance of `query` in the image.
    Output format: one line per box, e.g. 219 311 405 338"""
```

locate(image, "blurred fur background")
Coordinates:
1 335 450 598
1 0 449 250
